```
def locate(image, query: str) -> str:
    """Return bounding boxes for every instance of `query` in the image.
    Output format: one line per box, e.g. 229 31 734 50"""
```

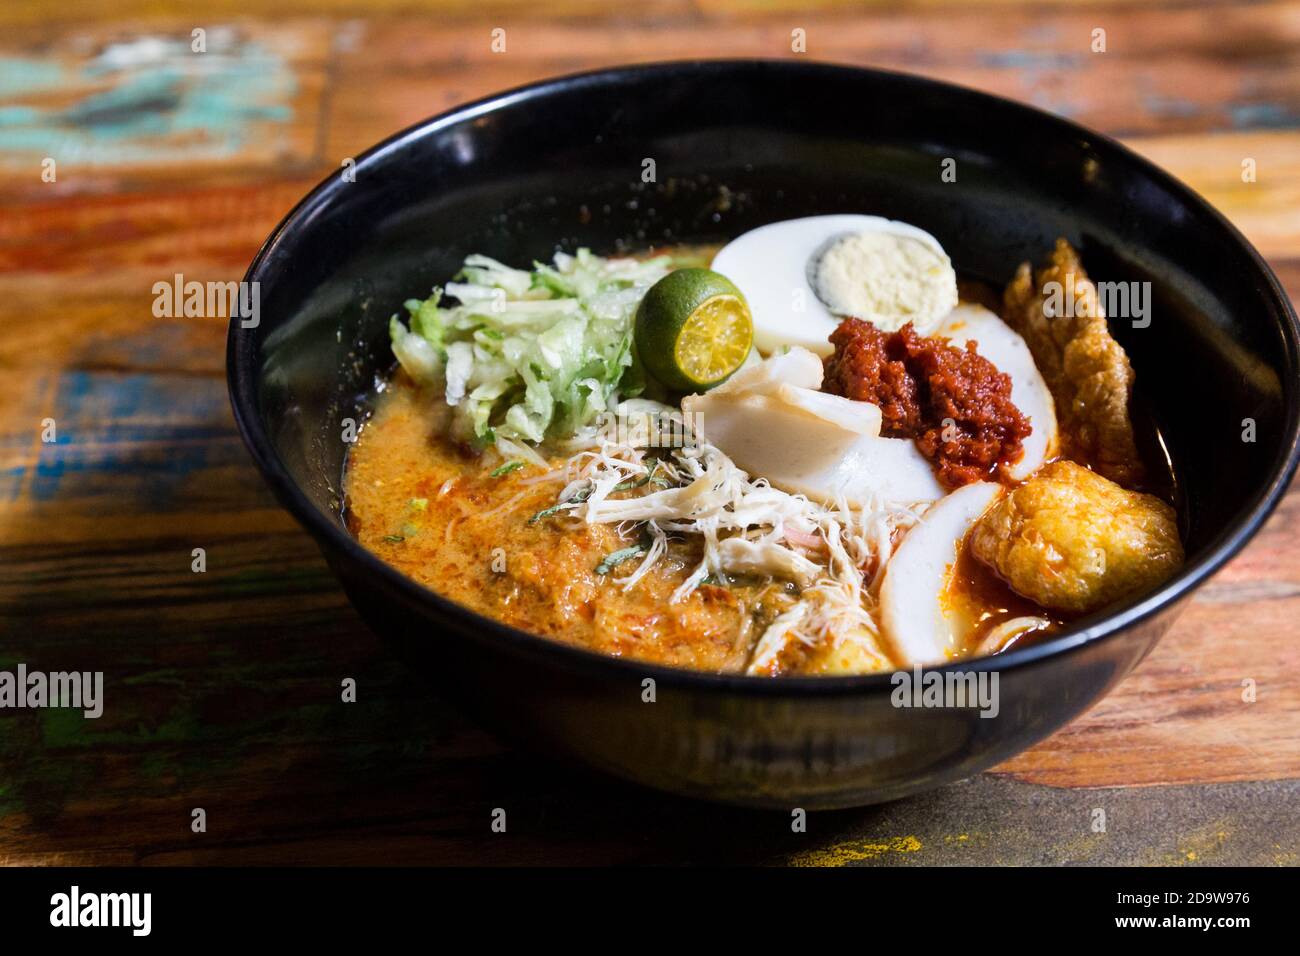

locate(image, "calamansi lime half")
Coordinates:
634 268 754 392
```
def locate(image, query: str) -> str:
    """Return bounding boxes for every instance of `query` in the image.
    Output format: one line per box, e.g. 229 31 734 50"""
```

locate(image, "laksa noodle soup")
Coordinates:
344 216 1184 676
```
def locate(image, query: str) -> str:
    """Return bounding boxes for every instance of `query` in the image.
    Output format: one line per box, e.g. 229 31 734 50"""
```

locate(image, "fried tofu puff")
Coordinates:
970 461 1182 614
1002 240 1145 488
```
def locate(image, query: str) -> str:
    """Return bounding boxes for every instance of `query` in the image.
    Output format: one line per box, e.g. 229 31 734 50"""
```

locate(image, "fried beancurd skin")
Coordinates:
1002 239 1145 488
824 318 1031 488
970 460 1183 614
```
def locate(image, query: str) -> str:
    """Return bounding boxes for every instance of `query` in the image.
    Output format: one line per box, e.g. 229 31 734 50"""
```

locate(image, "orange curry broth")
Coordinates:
340 250 1157 673
344 375 1063 672
343 380 809 672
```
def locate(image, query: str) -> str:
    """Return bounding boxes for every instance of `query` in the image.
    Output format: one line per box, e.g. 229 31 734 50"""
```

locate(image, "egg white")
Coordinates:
879 481 1003 666
710 215 953 356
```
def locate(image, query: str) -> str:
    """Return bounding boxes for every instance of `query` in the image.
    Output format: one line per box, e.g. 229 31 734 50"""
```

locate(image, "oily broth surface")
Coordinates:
344 379 799 672
343 377 1047 673
339 247 1167 673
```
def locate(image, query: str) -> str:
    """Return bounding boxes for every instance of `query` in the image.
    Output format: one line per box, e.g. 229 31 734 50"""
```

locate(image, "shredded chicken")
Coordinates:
542 400 924 674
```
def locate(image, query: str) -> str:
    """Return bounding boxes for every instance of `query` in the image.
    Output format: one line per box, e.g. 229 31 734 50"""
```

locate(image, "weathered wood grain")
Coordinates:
0 21 332 206
320 5 1300 160
0 0 1297 865
1127 131 1300 259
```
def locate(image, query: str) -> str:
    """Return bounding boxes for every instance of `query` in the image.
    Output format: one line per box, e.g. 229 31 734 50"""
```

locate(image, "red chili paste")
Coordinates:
823 319 1030 488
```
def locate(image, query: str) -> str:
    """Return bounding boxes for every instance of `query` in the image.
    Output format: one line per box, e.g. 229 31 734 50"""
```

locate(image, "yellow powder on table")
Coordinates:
788 835 923 867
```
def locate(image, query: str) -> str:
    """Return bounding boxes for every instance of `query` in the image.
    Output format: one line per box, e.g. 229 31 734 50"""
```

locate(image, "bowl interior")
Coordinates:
239 61 1297 636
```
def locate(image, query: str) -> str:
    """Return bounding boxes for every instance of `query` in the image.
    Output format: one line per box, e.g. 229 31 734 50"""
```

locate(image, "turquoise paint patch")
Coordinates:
978 51 1083 70
1141 93 1201 120
0 35 296 165
1230 102 1300 129
0 57 67 97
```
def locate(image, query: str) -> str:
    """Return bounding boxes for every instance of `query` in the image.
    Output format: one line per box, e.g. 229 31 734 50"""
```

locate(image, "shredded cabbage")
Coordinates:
389 249 671 445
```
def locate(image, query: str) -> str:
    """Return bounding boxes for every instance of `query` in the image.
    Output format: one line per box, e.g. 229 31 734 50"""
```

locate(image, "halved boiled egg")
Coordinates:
710 215 958 356
879 481 1002 666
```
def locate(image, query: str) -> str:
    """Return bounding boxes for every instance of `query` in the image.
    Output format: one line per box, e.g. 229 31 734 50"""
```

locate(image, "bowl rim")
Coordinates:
228 58 1300 696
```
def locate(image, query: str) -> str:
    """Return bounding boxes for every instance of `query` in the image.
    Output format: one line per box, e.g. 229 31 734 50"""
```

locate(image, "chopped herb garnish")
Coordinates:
611 463 665 494
528 482 594 525
382 534 405 543
408 498 429 512
490 460 525 478
596 542 648 575
613 462 663 493
595 527 654 575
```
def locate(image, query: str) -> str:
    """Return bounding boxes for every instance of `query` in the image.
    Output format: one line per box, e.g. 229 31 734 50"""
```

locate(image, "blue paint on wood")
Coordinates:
18 372 232 505
977 51 1083 70
0 34 295 165
1141 93 1202 120
1230 102 1300 130
0 58 66 97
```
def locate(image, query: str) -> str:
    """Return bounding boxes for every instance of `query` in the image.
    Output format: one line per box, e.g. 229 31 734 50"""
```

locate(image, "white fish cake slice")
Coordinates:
879 481 1003 666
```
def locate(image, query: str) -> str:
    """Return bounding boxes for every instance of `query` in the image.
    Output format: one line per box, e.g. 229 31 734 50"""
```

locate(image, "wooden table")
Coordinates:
1 0 1297 866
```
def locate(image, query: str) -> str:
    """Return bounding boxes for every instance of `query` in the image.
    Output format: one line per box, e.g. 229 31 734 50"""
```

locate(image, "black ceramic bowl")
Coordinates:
228 60 1300 809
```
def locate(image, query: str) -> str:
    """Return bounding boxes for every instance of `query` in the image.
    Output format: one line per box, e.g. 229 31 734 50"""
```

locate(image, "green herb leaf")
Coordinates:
528 482 594 525
490 460 525 478
613 461 662 493
596 541 648 575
